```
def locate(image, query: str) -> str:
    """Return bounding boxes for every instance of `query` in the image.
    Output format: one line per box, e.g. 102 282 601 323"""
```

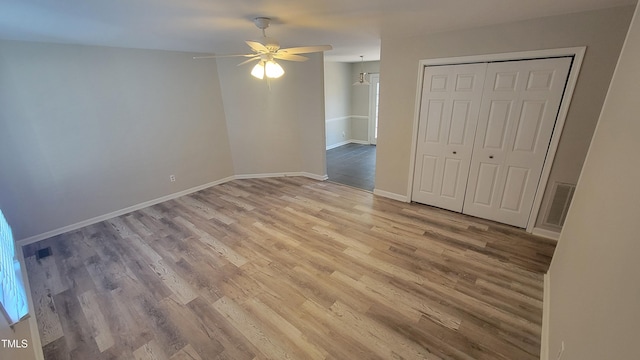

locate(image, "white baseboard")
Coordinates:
350 139 370 145
541 272 551 360
17 172 328 246
532 227 560 241
326 140 350 150
373 188 409 202
298 172 329 181
233 172 327 181
326 139 371 150
233 173 288 180
17 176 235 246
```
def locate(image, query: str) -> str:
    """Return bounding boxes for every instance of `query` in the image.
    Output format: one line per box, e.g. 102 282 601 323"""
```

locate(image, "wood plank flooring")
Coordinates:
23 177 556 360
327 143 376 191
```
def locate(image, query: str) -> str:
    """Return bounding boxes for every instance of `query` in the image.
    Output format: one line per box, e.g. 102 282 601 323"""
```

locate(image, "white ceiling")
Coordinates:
0 0 635 62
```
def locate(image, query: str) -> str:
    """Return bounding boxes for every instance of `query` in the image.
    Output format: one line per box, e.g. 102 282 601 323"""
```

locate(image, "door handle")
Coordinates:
489 155 494 159
453 151 457 154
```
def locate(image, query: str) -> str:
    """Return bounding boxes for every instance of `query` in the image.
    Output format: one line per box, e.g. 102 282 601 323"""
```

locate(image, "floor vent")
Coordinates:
544 182 576 228
36 247 52 260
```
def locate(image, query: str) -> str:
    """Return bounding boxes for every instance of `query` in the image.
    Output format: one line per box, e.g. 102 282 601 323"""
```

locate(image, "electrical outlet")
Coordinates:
342 131 346 138
169 175 176 182
556 341 565 360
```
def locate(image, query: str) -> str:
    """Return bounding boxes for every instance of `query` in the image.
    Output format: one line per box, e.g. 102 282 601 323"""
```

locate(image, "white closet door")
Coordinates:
463 57 572 227
411 63 487 212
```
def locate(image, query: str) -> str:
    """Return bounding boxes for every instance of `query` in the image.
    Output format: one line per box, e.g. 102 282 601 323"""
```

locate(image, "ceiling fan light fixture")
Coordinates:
194 16 331 82
251 62 265 79
265 60 284 78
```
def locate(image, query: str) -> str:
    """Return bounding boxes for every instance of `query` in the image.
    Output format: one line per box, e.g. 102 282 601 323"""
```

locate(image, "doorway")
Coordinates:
325 60 380 192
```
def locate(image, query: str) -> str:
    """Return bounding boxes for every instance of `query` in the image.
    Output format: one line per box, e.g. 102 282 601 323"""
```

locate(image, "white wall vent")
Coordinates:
544 182 576 228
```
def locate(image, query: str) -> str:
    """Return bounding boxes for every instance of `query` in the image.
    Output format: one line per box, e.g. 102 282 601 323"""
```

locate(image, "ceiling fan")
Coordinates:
194 17 332 79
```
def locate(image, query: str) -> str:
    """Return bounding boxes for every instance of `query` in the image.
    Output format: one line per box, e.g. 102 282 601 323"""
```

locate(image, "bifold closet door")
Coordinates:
411 63 487 212
463 57 572 227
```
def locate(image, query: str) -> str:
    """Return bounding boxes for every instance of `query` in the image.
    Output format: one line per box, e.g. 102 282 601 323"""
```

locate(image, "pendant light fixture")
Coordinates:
353 55 370 86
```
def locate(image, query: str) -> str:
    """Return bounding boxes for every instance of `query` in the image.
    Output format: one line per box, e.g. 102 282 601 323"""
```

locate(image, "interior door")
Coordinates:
411 63 487 212
463 57 572 227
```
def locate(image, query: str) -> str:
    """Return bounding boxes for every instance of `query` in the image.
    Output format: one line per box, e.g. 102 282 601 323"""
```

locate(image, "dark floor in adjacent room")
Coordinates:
326 143 376 191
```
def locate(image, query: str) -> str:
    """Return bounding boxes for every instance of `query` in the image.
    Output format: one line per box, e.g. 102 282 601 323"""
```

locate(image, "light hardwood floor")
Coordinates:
23 177 556 360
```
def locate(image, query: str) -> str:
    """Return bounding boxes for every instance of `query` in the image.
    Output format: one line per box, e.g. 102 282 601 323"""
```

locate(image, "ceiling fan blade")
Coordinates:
237 57 261 66
193 54 255 59
278 45 333 55
273 53 309 62
246 41 269 53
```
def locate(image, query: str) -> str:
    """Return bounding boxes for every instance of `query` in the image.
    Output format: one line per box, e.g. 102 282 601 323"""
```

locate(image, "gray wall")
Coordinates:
548 3 640 359
296 55 328 177
350 61 380 115
324 62 352 120
324 62 352 147
350 61 380 142
376 6 633 230
0 40 234 240
0 40 327 241
217 53 326 177
324 60 380 148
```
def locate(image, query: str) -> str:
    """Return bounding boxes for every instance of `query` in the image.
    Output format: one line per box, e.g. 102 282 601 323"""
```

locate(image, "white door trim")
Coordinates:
368 73 380 144
406 47 586 233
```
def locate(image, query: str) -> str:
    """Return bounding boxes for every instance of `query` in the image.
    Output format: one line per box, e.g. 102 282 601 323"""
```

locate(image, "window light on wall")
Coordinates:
0 209 28 325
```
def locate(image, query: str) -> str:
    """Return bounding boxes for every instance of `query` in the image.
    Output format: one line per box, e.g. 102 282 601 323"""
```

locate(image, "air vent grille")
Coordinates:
544 182 576 228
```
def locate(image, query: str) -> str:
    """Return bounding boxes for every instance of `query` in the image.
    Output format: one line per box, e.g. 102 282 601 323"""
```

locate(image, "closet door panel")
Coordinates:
411 63 487 212
463 57 572 227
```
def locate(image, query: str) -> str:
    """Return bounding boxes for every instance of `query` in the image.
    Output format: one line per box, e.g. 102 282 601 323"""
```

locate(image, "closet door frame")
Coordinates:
407 47 586 234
